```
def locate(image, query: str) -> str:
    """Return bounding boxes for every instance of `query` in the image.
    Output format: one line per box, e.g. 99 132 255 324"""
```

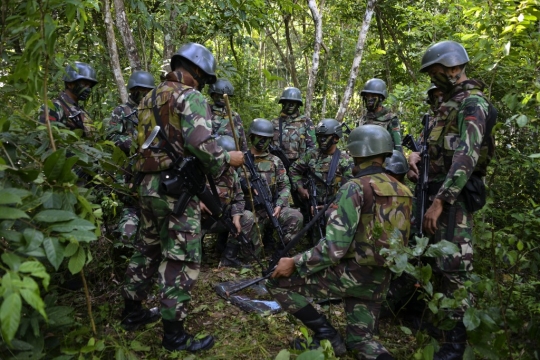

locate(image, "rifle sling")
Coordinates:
279 117 283 148
326 149 341 187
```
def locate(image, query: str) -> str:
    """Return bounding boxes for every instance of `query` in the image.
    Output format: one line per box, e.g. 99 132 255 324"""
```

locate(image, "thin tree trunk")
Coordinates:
283 15 300 88
335 0 376 123
113 0 141 71
375 8 391 91
163 8 179 68
266 29 294 84
305 0 323 119
104 0 128 103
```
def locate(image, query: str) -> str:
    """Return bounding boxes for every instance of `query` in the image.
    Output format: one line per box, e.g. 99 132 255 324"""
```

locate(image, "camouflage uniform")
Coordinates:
247 151 303 245
210 105 248 152
271 111 316 163
359 107 402 152
424 79 493 313
122 70 229 322
290 148 354 204
267 161 413 359
39 91 94 138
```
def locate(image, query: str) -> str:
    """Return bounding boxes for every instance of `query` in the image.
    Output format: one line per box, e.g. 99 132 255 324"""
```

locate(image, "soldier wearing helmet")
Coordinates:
208 79 248 152
268 125 412 360
358 78 402 152
290 119 353 225
408 40 496 360
39 61 98 138
120 43 244 353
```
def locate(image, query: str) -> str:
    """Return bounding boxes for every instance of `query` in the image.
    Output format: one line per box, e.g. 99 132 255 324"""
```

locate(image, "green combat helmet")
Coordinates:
63 62 98 86
249 118 274 137
419 40 469 72
316 119 343 138
209 79 234 96
171 42 217 84
360 78 388 99
278 87 303 105
347 124 393 157
127 71 156 90
217 135 236 152
384 150 409 175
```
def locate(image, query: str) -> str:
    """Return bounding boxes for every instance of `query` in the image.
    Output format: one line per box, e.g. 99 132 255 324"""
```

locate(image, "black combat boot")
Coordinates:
292 304 347 356
433 322 467 360
120 299 160 331
162 319 215 352
220 242 250 268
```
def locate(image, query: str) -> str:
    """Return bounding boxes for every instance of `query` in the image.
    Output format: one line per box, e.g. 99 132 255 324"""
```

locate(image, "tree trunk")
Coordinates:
113 0 141 71
104 0 128 103
375 8 391 91
266 29 293 84
335 0 376 123
163 8 179 71
283 15 300 88
305 0 323 119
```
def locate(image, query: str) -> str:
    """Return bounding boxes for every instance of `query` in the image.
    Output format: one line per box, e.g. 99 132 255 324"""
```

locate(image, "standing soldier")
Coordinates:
268 125 413 360
408 40 496 359
244 118 303 249
358 79 402 151
106 71 156 243
119 43 244 353
39 61 98 138
208 78 248 152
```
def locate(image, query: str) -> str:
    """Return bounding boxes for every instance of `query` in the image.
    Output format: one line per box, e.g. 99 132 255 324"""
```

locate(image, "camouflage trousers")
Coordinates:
254 206 303 246
122 174 203 321
267 260 392 359
115 207 140 243
202 210 260 256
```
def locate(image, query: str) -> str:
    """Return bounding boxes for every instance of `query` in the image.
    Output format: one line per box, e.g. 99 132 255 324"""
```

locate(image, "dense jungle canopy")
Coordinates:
0 0 539 359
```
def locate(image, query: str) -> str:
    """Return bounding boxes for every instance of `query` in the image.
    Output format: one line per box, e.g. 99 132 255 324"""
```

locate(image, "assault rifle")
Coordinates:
243 150 286 245
341 122 353 136
305 171 325 241
123 109 139 126
402 114 430 238
268 144 291 172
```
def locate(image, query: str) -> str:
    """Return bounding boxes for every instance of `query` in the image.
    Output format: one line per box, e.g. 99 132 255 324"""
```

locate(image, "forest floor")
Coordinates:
64 234 423 360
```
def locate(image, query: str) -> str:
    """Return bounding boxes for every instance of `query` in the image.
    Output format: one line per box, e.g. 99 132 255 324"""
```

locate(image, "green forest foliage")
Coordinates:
0 0 539 358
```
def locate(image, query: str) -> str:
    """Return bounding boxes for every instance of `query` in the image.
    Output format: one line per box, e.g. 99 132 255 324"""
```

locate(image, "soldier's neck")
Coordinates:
65 89 78 103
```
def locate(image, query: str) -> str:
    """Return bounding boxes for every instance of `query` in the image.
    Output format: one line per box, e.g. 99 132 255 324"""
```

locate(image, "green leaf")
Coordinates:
34 209 76 223
19 261 50 289
20 288 47 320
529 153 540 159
400 326 412 335
23 228 44 250
0 206 29 219
1 293 22 345
59 155 79 183
43 148 67 182
275 349 291 360
64 242 79 257
63 230 97 243
515 114 528 127
424 240 459 257
130 340 150 351
115 348 126 360
422 344 434 360
463 307 481 330
297 350 325 360
463 345 475 360
0 190 22 205
68 247 86 274
517 240 524 251
43 237 65 270
2 253 22 271
9 339 34 351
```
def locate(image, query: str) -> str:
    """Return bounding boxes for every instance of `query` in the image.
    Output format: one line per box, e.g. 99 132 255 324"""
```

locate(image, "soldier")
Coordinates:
39 61 98 138
201 135 258 267
408 40 496 360
244 118 303 249
384 150 409 183
120 42 244 353
106 71 156 244
358 79 402 151
427 83 444 115
267 125 413 360
208 78 248 152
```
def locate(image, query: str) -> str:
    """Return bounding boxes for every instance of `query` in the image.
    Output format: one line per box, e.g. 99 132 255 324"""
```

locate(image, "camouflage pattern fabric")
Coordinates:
267 160 412 359
271 111 316 162
253 206 302 246
38 91 95 138
115 207 140 244
105 98 139 155
210 105 248 152
290 148 354 204
358 107 402 152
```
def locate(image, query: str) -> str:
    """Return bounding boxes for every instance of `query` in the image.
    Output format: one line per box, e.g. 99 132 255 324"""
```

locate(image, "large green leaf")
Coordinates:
0 206 29 219
34 209 76 223
50 218 96 232
43 148 67 182
64 242 79 257
63 230 97 243
68 247 85 274
43 237 64 270
59 155 79 183
20 288 47 320
464 307 481 331
1 292 22 344
0 189 22 205
19 261 50 289
23 228 45 250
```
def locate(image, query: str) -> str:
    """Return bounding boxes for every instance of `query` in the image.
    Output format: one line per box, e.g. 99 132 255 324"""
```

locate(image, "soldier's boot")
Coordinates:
215 231 229 253
120 299 160 331
219 242 250 268
162 319 214 352
292 304 347 356
433 322 467 360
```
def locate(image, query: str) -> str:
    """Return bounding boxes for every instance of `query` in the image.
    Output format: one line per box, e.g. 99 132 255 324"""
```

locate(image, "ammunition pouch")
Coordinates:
461 174 486 213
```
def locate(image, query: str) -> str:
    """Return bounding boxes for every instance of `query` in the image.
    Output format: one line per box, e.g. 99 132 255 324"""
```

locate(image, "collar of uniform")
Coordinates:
253 151 269 157
446 79 486 101
211 104 226 114
367 106 389 119
279 110 300 120
165 70 185 84
126 97 138 108
60 91 78 107
357 160 383 170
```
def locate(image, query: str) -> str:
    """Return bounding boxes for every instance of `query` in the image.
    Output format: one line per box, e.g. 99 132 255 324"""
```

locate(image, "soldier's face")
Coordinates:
71 79 93 101
130 86 152 104
363 93 381 111
250 135 271 152
317 134 336 153
211 93 225 107
282 101 300 115
426 64 462 93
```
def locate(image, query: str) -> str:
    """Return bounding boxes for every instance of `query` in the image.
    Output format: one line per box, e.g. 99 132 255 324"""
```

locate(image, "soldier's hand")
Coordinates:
423 198 444 235
228 151 244 167
233 215 242 234
273 206 282 218
408 152 420 174
271 257 295 278
200 201 212 215
297 187 309 200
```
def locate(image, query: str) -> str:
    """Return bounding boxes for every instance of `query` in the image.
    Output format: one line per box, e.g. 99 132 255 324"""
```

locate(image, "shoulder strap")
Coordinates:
326 149 341 186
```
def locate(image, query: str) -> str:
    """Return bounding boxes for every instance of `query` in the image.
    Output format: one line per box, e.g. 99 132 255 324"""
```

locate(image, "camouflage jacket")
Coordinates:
212 166 245 216
426 79 494 204
245 151 290 209
210 105 248 152
39 91 94 138
359 107 402 151
271 111 316 162
293 161 413 277
289 148 354 204
106 98 138 155
135 70 229 176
